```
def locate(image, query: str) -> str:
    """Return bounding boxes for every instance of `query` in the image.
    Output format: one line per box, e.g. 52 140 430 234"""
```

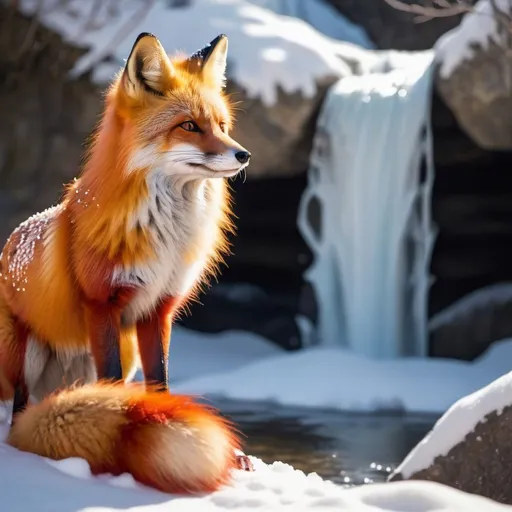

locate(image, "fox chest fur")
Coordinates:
111 173 225 324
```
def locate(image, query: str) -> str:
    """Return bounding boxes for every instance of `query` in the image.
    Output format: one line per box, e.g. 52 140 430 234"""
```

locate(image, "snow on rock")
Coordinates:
249 0 373 48
435 0 510 78
393 370 512 479
14 0 371 106
0 424 510 512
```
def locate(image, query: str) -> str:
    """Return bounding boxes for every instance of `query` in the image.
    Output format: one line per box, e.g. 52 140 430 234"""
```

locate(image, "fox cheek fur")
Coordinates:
0 32 252 494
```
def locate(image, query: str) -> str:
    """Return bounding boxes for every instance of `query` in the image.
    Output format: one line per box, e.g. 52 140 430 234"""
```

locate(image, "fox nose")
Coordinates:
235 151 251 164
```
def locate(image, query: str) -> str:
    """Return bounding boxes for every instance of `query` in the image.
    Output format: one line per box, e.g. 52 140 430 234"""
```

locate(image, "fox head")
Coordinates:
108 32 250 179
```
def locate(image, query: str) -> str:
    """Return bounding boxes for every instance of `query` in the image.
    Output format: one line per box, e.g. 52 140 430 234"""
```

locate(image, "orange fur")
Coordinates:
0 32 251 493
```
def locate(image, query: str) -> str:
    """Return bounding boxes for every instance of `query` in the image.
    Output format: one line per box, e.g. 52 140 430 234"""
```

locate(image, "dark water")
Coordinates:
217 399 437 486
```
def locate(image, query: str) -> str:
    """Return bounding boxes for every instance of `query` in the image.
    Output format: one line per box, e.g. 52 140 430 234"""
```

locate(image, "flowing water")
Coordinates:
297 51 436 358
219 399 437 486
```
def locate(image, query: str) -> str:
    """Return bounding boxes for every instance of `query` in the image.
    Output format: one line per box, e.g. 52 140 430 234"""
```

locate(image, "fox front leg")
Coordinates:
136 298 179 390
86 288 136 382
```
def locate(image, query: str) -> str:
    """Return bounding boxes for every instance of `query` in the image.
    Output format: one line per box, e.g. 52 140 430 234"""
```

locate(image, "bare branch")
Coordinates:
384 0 473 20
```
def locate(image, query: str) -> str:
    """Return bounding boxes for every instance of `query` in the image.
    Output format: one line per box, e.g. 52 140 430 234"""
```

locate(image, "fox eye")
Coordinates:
180 121 201 133
219 122 227 133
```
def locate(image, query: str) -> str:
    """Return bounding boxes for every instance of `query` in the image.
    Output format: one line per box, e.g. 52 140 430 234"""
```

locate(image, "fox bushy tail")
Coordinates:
7 382 242 494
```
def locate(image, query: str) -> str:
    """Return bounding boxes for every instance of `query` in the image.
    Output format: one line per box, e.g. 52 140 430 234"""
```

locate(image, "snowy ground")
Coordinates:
3 326 512 510
171 326 512 415
1 427 510 512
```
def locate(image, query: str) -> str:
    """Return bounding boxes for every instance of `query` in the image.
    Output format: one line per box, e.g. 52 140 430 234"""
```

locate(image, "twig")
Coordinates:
384 0 473 20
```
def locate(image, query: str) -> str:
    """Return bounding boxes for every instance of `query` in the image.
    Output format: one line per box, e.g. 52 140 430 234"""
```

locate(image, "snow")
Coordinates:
296 51 436 359
0 426 510 511
166 326 512 415
250 0 373 47
395 368 512 479
15 0 374 106
168 327 281 383
435 0 511 78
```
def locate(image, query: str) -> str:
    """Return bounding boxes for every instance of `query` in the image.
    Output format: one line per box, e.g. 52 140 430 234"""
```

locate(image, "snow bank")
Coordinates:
170 327 512 414
0 427 509 511
435 0 510 78
15 0 373 106
394 369 512 479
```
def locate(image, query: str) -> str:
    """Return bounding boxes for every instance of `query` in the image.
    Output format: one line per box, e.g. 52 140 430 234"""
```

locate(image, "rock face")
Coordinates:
389 371 512 505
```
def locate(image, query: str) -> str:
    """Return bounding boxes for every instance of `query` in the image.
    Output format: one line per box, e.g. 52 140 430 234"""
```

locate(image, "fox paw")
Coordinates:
236 454 254 472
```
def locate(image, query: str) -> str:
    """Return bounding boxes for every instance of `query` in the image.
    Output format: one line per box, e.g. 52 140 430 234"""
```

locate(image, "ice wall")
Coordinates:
298 52 436 358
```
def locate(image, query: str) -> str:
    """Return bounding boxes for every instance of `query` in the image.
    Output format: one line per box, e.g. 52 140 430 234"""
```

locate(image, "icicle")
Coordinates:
297 51 436 359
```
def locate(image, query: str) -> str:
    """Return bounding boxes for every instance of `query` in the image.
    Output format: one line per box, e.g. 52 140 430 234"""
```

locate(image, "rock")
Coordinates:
226 78 337 180
428 90 512 360
389 370 512 505
0 5 101 244
325 0 467 50
435 2 512 149
429 284 512 360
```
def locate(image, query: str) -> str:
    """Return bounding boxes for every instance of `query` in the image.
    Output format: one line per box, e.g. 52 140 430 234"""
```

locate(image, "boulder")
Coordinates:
435 0 512 149
389 369 512 505
225 78 337 179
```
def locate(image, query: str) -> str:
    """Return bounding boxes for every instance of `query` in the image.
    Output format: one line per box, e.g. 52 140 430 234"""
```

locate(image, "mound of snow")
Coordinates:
171 327 512 414
0 425 509 512
435 0 510 78
16 0 373 106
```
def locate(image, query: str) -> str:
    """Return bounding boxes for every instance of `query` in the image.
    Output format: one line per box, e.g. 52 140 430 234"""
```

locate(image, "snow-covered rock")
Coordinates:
435 0 512 149
390 369 512 505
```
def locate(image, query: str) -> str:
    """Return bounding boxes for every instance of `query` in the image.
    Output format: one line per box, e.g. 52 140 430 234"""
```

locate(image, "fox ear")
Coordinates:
187 34 228 90
122 32 175 98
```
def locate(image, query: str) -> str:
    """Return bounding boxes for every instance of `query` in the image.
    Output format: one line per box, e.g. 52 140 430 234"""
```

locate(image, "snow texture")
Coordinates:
15 0 373 106
395 368 512 479
297 50 436 358
435 0 511 78
0 426 510 511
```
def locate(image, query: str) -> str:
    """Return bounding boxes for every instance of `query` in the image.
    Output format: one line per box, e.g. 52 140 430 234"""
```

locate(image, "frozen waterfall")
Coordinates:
298 51 436 358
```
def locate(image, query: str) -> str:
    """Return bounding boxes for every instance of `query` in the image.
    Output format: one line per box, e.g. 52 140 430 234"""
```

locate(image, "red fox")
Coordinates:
0 32 253 493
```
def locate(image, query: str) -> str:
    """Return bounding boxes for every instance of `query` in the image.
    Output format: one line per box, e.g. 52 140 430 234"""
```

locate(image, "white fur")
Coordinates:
126 143 245 178
149 420 232 487
114 144 231 322
24 336 96 403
